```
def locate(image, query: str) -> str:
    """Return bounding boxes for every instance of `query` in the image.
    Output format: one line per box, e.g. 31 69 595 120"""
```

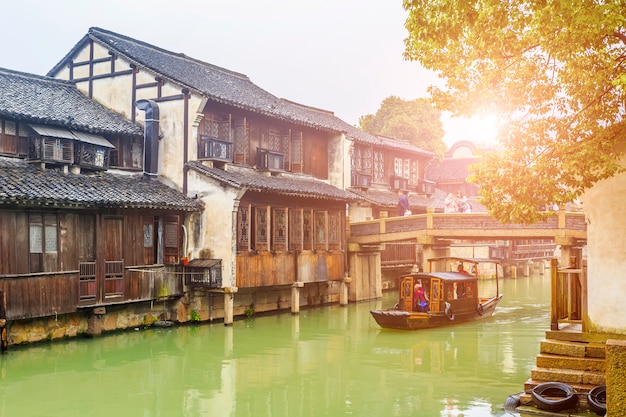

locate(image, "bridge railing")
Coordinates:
348 209 587 242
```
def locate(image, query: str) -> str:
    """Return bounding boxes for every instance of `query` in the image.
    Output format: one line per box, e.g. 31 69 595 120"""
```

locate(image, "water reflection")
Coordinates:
0 274 550 417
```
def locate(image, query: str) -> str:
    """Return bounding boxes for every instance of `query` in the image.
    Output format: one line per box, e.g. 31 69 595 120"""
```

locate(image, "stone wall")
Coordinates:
5 282 343 347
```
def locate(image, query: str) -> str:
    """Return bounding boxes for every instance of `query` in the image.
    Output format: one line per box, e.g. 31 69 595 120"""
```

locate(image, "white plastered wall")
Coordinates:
186 169 239 288
581 157 626 334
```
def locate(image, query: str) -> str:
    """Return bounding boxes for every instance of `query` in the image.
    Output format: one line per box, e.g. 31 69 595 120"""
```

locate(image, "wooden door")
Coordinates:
103 217 124 300
429 278 442 312
399 277 414 311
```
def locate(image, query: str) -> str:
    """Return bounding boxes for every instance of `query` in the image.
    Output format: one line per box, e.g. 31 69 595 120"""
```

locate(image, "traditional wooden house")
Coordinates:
0 67 204 345
47 27 366 321
345 134 442 221
425 140 484 200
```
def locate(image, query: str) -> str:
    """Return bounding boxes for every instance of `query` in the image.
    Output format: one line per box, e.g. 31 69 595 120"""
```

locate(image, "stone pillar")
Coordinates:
606 339 626 415
291 282 304 314
223 287 238 326
538 261 546 275
340 276 351 306
86 307 106 336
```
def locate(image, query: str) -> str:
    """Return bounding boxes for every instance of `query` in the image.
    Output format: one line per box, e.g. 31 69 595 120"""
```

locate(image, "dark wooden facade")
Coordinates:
235 192 346 288
0 208 186 320
197 108 331 180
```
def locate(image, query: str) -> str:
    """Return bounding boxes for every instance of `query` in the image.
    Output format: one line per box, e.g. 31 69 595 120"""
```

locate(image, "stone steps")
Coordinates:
517 333 607 414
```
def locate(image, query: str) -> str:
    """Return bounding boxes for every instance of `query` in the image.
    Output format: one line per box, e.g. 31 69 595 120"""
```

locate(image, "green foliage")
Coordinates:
189 310 200 322
403 0 626 223
245 304 255 318
141 315 157 328
358 96 446 156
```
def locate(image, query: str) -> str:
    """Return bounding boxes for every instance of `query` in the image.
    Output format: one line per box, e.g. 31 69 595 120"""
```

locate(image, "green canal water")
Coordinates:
0 273 550 417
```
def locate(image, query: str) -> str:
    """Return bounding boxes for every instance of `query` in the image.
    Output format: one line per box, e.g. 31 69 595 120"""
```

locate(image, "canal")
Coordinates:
0 272 550 417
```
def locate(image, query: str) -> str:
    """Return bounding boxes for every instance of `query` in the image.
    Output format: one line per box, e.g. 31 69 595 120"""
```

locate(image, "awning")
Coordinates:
187 259 221 268
30 124 115 148
70 130 115 148
29 124 75 140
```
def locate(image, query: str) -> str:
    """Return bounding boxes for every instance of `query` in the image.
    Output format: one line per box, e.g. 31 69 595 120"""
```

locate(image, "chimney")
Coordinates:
136 99 160 177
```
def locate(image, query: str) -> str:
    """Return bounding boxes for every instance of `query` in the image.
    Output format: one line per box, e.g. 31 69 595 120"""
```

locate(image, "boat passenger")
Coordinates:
457 263 469 274
414 284 429 312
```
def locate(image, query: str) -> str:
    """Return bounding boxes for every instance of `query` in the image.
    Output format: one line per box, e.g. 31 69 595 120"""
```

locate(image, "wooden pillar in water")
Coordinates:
340 275 351 306
291 282 304 314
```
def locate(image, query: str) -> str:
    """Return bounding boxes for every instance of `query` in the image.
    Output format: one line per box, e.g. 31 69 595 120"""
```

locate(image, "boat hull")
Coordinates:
370 295 502 330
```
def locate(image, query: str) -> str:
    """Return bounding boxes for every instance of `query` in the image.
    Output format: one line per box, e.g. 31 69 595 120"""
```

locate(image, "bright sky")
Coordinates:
0 0 498 146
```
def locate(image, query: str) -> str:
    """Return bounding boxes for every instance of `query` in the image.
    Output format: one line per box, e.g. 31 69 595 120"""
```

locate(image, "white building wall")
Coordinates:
186 169 238 287
581 157 626 334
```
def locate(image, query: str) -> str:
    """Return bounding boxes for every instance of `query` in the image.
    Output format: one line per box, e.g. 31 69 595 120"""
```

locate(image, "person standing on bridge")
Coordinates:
398 191 411 216
444 193 457 213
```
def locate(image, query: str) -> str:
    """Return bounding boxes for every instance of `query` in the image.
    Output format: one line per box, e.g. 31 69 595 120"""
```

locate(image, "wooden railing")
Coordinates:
0 271 79 320
0 264 185 319
550 258 585 331
79 261 97 301
381 242 416 268
104 260 124 299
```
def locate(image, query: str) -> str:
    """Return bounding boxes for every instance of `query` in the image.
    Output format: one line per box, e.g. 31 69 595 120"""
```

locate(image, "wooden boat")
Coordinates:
370 257 503 330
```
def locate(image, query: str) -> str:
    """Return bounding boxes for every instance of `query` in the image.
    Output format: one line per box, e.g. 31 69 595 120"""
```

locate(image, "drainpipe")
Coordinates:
182 89 189 194
136 99 160 178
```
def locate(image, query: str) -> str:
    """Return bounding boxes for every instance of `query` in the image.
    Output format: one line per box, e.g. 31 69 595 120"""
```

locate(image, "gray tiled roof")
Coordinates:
0 157 203 212
426 157 477 182
0 67 143 137
48 27 433 157
187 161 360 202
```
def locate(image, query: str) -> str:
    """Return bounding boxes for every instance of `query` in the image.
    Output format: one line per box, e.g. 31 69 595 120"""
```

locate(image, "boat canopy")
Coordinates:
426 256 501 264
400 272 478 283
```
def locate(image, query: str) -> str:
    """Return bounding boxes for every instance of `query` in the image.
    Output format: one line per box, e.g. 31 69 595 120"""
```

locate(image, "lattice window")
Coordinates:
291 131 303 172
328 211 342 249
290 209 302 251
29 213 57 254
163 216 180 261
282 130 291 171
273 208 288 250
237 204 251 251
314 211 327 250
362 147 372 173
198 113 230 140
268 128 281 152
255 206 269 251
303 210 313 250
373 150 385 183
394 157 402 177
394 157 411 179
234 118 249 162
410 160 419 185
